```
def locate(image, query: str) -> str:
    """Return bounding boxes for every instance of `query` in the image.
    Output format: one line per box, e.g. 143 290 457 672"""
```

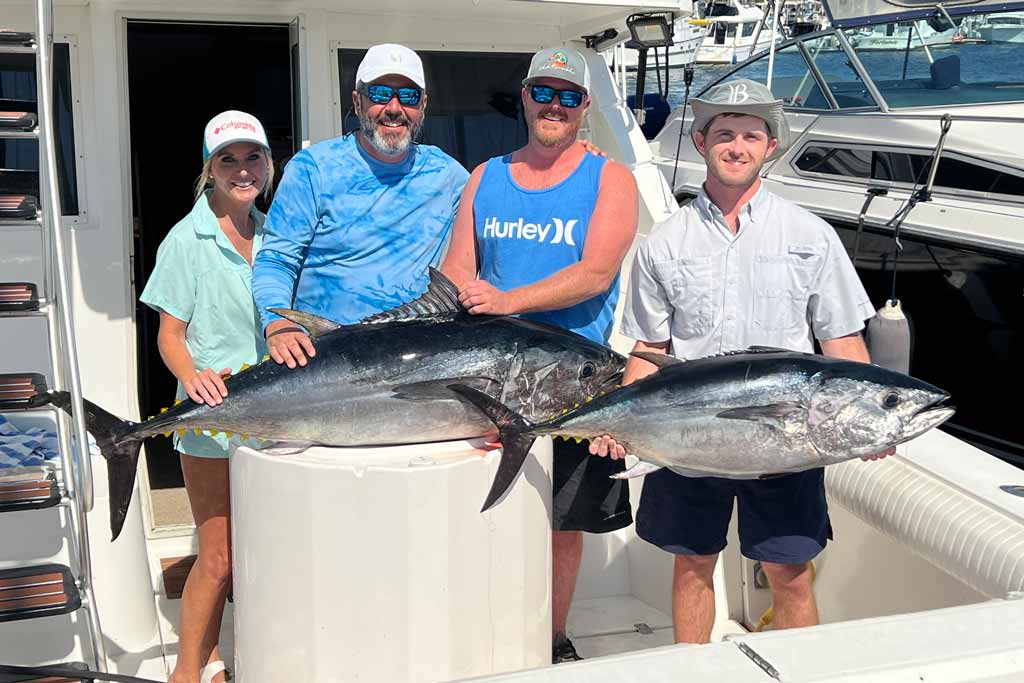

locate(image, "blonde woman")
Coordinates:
140 111 274 683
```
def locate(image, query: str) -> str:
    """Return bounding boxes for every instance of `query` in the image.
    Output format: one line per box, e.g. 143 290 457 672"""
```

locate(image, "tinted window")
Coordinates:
0 43 79 215
338 49 531 171
846 14 1024 108
795 145 1024 197
834 224 1024 464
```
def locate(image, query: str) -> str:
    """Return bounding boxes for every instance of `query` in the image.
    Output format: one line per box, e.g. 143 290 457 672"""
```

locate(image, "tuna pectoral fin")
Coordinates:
392 376 498 402
629 351 684 369
45 391 142 541
267 308 343 338
610 461 663 479
445 384 539 512
717 403 804 429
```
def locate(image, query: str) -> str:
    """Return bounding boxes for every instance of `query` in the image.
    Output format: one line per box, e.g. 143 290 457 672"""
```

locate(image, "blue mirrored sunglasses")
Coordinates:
529 85 585 108
362 84 422 106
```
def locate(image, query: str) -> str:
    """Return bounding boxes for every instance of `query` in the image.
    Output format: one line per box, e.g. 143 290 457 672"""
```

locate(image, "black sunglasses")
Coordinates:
529 85 586 108
362 83 422 106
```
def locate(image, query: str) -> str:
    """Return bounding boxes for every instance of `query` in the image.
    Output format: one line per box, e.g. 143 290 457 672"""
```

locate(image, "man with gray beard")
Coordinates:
441 46 639 664
254 43 468 366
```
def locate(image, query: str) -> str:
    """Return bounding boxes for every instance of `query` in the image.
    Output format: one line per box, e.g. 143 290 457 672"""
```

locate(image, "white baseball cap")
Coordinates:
355 43 426 90
202 110 270 161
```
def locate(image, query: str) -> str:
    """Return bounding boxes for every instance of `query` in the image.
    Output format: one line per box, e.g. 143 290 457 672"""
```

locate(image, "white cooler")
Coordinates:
230 437 553 683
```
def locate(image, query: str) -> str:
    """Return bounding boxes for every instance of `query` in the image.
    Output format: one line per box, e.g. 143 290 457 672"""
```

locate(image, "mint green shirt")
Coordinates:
140 192 268 458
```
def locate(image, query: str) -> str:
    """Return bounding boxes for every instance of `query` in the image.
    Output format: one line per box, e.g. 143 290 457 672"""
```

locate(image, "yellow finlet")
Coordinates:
174 399 183 406
585 396 593 402
573 437 583 443
561 408 568 415
209 429 220 436
160 407 168 414
573 403 580 409
176 429 186 437
194 429 203 436
240 363 251 371
262 354 271 362
225 431 233 438
163 431 172 438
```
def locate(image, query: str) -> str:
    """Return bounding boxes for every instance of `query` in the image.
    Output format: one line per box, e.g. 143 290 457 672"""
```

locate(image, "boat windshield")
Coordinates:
844 11 1024 108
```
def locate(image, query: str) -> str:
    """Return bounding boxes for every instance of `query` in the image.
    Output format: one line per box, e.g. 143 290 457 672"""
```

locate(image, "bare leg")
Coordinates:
672 553 719 644
168 454 231 683
762 561 817 630
552 530 583 637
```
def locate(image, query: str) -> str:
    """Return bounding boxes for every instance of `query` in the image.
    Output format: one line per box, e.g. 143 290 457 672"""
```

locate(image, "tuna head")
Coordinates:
806 367 954 460
500 338 625 423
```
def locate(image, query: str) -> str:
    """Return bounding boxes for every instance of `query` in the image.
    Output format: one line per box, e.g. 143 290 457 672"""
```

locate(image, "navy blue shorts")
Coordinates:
636 467 831 564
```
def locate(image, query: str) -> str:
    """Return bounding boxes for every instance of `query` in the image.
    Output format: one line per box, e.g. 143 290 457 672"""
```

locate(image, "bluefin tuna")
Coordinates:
47 270 625 539
450 347 955 511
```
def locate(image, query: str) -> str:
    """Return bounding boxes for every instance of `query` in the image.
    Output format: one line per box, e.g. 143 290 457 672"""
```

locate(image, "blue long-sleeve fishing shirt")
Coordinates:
253 134 468 329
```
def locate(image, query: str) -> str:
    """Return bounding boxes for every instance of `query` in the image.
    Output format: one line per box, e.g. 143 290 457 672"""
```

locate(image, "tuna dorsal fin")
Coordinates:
267 308 343 338
360 267 465 325
630 351 684 369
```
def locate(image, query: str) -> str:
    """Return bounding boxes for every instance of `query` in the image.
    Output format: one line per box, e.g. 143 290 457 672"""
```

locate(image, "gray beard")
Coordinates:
358 108 421 157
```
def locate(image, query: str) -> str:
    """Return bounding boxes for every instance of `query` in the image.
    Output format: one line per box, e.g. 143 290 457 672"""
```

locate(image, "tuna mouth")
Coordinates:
905 402 956 438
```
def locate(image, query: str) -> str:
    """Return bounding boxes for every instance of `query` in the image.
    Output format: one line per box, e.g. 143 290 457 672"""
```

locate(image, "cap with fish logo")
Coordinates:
522 46 590 92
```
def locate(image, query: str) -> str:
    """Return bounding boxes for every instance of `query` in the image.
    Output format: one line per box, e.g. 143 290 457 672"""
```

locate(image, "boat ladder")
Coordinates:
0 2 107 679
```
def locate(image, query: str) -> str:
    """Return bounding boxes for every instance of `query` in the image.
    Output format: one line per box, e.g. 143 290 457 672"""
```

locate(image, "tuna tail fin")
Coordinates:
45 391 142 541
446 384 539 512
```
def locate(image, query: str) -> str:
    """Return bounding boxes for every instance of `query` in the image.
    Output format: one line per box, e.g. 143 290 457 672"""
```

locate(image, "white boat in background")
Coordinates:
977 12 1024 43
3 0 1024 680
695 0 780 63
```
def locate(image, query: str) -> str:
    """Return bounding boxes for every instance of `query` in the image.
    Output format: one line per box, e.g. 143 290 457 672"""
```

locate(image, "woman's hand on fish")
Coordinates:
589 434 626 460
266 320 316 369
185 367 231 406
861 446 896 462
459 280 517 315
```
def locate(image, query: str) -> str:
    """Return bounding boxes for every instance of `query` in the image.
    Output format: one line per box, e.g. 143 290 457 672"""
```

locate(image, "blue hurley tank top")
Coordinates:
474 152 618 345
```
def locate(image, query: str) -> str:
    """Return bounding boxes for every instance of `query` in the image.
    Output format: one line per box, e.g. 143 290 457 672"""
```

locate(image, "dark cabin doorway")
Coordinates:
126 21 293 515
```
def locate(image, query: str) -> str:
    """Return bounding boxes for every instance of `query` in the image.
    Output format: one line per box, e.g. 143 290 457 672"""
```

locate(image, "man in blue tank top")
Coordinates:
253 44 468 367
441 46 639 664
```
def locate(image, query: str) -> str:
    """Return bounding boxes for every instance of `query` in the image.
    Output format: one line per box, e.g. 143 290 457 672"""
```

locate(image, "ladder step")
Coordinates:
0 662 94 683
0 467 61 512
0 195 39 220
0 374 49 410
0 112 37 131
0 564 81 623
0 32 35 53
0 283 39 312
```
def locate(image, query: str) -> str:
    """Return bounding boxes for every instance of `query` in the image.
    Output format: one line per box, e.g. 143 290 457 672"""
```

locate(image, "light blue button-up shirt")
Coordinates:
621 184 875 359
140 192 267 457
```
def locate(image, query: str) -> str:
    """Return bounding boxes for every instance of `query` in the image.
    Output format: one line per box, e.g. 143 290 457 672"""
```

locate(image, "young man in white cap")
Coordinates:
254 43 468 364
441 46 639 663
589 78 892 644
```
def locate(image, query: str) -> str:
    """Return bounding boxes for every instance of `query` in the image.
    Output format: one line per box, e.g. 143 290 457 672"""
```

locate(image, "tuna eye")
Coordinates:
579 362 596 380
883 392 901 409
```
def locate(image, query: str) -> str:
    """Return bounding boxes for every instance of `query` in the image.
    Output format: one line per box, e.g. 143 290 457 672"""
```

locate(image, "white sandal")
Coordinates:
200 660 231 683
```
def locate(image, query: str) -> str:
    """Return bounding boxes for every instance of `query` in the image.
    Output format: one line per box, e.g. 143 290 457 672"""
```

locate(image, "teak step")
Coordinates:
0 32 34 47
0 662 94 682
0 374 49 410
0 194 39 220
0 283 39 312
0 112 36 131
0 564 81 623
0 467 61 513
